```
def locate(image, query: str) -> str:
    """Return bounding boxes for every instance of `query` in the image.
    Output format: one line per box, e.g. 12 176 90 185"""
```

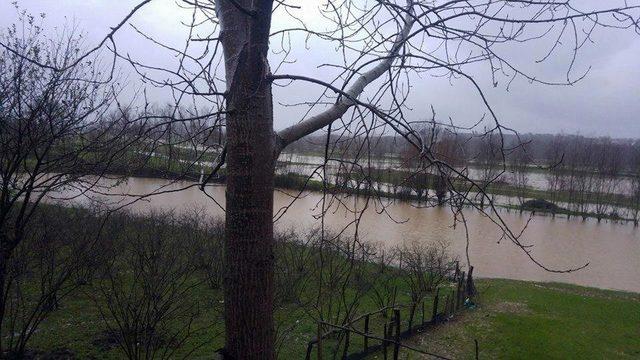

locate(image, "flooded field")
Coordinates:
62 176 640 293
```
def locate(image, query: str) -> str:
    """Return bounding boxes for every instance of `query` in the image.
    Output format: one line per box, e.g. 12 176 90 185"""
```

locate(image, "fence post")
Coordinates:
317 322 323 360
383 323 388 360
342 329 350 359
475 339 479 359
432 289 439 322
450 293 455 315
452 292 456 314
421 300 425 325
467 266 475 297
444 294 448 315
444 294 451 317
393 309 401 360
364 314 370 352
457 271 465 310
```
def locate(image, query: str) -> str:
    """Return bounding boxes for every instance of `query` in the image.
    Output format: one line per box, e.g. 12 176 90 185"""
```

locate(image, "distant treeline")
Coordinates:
285 132 640 173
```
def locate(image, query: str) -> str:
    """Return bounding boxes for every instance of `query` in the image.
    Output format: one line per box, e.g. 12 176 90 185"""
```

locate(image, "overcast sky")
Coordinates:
2 0 639 138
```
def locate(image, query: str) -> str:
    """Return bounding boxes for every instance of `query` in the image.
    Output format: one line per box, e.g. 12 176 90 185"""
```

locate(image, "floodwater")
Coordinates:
63 176 640 293
280 153 635 196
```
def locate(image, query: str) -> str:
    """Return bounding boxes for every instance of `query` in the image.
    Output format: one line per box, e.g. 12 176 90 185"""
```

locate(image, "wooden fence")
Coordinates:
305 265 477 360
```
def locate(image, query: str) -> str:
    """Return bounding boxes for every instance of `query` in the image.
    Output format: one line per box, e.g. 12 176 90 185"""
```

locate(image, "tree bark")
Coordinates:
217 1 276 358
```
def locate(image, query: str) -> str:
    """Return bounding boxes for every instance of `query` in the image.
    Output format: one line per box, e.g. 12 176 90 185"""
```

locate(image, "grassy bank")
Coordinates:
8 207 639 359
21 278 640 359
407 279 640 359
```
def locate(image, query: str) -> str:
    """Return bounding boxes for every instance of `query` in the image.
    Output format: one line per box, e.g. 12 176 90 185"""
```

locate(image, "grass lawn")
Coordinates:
405 279 640 359
17 276 640 359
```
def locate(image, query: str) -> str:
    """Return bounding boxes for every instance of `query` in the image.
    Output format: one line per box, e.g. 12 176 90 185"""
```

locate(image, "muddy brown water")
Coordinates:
60 176 640 293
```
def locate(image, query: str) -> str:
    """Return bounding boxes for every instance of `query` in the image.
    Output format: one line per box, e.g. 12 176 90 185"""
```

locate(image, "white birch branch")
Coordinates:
274 1 416 153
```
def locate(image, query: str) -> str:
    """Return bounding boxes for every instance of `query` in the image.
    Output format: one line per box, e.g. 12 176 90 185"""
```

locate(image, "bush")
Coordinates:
91 211 220 360
521 198 560 212
1 206 101 358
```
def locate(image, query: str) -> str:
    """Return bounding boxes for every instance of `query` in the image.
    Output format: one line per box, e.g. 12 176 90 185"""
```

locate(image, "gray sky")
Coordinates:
2 0 639 138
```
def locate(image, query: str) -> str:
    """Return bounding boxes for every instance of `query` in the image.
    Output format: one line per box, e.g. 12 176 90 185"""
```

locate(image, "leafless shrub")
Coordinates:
395 241 457 330
272 228 320 357
0 9 140 356
283 231 370 357
273 228 316 307
365 247 401 312
189 215 225 291
1 207 101 358
92 211 215 360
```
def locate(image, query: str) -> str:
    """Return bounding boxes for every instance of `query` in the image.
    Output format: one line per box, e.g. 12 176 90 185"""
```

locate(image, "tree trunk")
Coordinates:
223 81 276 359
435 174 447 206
217 1 276 358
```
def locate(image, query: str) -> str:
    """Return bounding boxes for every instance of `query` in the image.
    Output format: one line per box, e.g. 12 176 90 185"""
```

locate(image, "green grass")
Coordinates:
25 283 226 359
7 207 638 359
405 279 640 359
24 277 640 359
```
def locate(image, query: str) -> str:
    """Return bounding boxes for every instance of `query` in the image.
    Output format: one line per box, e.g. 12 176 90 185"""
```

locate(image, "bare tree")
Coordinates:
431 128 466 206
92 211 217 360
545 135 566 214
366 249 401 312
1 206 101 357
591 138 624 221
395 241 456 331
5 1 640 358
509 146 531 208
474 131 502 208
0 12 134 356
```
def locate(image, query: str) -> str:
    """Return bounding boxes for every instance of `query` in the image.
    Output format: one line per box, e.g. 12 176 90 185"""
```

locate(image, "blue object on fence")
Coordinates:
464 298 477 309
